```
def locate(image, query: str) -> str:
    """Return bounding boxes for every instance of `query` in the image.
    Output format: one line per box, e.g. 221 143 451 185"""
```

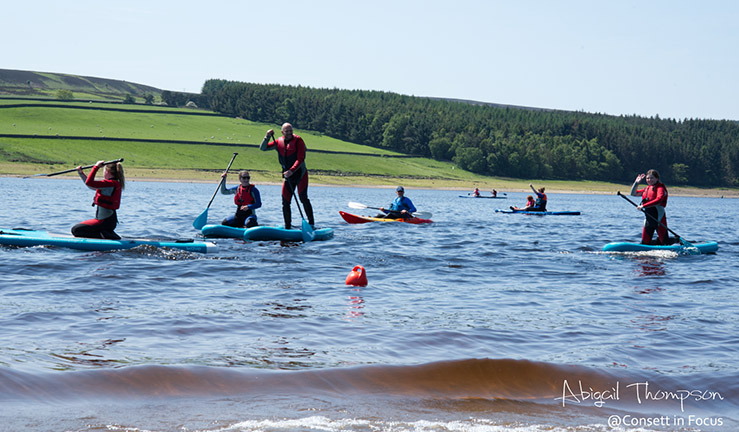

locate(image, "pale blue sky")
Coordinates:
4 0 738 120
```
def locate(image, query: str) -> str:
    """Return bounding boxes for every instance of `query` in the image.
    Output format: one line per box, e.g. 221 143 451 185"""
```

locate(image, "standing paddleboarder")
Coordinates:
630 169 669 245
261 123 315 230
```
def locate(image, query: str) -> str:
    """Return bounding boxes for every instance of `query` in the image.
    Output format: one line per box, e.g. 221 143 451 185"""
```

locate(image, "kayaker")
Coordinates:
511 195 535 211
630 169 669 245
491 189 498 197
529 184 547 211
219 170 261 228
473 187 480 197
377 186 417 219
72 160 125 239
261 123 315 229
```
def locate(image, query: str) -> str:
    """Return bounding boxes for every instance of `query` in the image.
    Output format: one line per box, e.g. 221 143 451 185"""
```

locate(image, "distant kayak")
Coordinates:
201 224 334 242
458 195 506 199
603 241 718 254
495 209 581 216
339 211 432 224
0 228 217 253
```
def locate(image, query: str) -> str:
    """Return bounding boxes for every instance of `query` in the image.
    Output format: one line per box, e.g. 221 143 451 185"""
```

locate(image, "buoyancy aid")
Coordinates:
534 193 547 210
276 135 307 174
639 182 668 208
234 184 256 207
93 183 121 210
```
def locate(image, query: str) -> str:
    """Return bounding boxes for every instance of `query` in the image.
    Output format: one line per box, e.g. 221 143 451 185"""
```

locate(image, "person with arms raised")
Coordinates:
219 170 261 228
72 160 125 239
529 184 547 211
261 123 314 229
630 169 669 245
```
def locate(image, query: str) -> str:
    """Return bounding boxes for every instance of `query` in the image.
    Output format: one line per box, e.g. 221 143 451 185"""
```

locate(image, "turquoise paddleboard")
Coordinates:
602 241 718 254
0 228 217 253
201 224 334 242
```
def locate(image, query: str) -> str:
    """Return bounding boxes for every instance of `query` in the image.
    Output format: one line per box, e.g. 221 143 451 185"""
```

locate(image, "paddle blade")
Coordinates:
192 208 208 230
348 201 368 210
301 219 315 243
412 211 432 219
678 237 701 255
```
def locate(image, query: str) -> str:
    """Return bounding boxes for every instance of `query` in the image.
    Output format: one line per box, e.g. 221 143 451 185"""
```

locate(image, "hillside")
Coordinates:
0 69 163 101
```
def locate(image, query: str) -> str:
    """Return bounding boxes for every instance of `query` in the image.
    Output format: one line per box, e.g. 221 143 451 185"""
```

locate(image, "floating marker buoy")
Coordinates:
345 265 367 287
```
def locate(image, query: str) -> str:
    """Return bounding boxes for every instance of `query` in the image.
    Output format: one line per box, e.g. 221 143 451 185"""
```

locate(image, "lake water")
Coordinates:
0 177 737 431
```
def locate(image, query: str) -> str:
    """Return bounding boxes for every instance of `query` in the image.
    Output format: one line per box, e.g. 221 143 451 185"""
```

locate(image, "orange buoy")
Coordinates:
345 265 368 287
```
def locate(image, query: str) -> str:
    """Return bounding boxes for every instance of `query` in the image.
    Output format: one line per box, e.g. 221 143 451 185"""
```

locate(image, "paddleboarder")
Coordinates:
72 160 125 239
219 170 261 228
261 123 315 230
529 184 547 211
377 186 417 219
511 195 535 211
630 169 669 245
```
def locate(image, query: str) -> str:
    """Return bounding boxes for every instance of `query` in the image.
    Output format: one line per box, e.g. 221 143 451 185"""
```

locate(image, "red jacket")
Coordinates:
636 182 668 208
86 165 121 210
234 184 256 206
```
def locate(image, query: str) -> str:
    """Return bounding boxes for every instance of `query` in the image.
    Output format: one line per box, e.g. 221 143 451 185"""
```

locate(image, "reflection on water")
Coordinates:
345 288 365 320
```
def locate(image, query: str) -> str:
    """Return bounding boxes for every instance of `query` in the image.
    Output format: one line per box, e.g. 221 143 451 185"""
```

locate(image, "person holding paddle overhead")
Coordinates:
72 160 125 239
529 184 547 211
630 169 669 245
219 170 261 228
377 186 417 219
261 123 315 230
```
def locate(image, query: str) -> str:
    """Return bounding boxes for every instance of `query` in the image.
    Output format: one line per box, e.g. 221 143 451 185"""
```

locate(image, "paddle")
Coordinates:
347 201 432 219
192 152 238 230
25 158 124 178
617 191 699 254
274 135 314 242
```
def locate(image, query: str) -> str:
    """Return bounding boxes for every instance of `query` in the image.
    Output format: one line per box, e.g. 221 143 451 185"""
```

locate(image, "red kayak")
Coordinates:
339 211 432 224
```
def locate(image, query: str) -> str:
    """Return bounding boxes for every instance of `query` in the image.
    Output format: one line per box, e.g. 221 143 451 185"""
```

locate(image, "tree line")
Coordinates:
168 80 737 187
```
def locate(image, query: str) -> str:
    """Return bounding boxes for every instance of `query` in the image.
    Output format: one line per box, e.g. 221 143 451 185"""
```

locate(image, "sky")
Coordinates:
4 0 738 121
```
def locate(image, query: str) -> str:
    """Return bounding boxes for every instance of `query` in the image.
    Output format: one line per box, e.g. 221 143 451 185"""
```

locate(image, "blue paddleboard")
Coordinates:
201 224 334 242
495 209 581 215
602 241 718 254
0 228 217 253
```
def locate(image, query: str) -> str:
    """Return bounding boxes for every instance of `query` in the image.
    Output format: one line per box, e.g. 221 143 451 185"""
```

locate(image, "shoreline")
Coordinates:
3 172 736 198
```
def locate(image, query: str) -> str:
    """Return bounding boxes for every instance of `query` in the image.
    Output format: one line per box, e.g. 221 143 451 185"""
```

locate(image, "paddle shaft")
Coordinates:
205 153 238 208
33 158 124 177
617 191 685 240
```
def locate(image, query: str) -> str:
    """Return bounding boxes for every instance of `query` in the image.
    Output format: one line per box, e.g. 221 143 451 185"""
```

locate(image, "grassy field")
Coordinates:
0 98 736 196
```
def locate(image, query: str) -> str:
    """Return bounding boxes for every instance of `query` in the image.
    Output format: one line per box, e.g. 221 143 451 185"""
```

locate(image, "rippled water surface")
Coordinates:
0 177 737 431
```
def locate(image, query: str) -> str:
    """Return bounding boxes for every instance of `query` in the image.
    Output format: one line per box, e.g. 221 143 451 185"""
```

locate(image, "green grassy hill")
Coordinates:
0 98 500 189
0 69 163 102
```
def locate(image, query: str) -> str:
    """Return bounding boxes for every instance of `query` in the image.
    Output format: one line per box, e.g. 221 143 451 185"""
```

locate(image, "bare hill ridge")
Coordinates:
0 68 163 99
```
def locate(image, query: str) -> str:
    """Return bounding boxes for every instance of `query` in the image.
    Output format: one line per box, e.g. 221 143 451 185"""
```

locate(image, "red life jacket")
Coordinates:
276 135 306 172
639 182 668 208
93 182 121 210
235 184 256 206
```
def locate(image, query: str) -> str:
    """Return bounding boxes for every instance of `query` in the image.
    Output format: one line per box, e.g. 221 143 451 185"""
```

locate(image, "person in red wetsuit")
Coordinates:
630 169 668 245
72 160 125 239
260 123 314 229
